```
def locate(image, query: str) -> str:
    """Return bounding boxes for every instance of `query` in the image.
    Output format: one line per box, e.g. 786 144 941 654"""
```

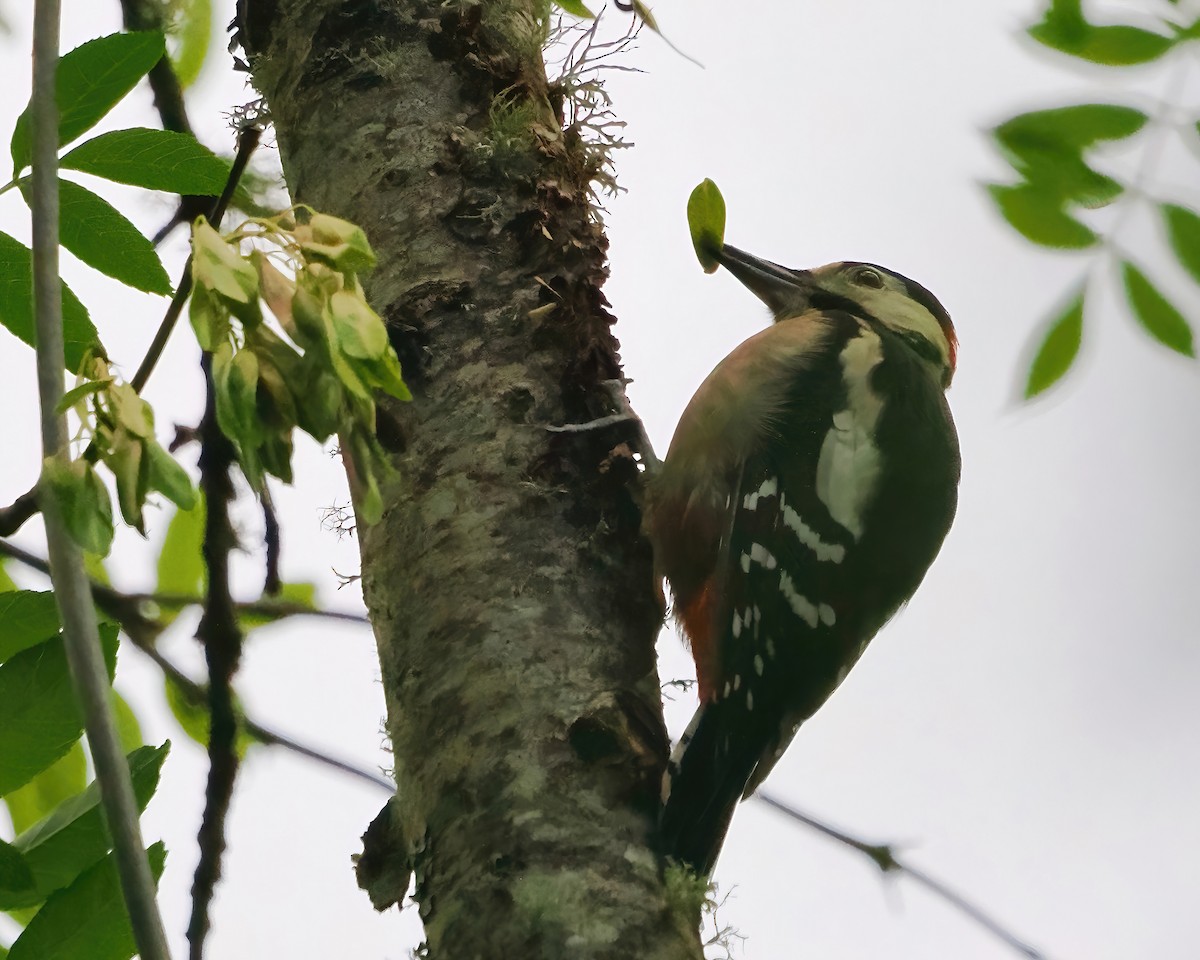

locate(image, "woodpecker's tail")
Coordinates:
659 700 761 876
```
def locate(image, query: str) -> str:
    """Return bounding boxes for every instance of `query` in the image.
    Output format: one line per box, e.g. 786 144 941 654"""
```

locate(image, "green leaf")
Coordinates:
55 378 111 415
992 105 1144 208
143 441 196 511
1161 204 1200 286
329 291 388 359
303 213 376 275
110 691 144 754
2 745 166 911
6 842 166 960
0 631 117 797
191 218 258 306
39 459 114 557
61 127 230 195
168 0 213 88
1028 17 1174 65
1121 262 1196 357
10 31 166 175
0 231 100 373
155 499 205 599
687 179 726 274
163 677 253 756
553 0 595 17
0 840 35 904
987 184 1097 248
0 591 60 664
995 104 1149 150
2 744 87 836
16 178 171 296
1025 288 1085 398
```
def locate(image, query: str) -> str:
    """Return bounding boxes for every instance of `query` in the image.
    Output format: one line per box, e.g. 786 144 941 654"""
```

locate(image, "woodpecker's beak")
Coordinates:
716 245 816 317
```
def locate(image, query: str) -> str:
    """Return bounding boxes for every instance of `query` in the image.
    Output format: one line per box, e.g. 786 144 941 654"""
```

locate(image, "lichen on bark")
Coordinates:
238 1 702 955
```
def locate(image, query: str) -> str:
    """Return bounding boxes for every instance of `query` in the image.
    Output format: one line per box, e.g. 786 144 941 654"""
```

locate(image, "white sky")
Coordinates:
2 1 1199 958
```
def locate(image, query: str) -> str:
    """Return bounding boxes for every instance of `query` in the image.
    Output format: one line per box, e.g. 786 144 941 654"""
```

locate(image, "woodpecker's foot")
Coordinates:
545 378 662 474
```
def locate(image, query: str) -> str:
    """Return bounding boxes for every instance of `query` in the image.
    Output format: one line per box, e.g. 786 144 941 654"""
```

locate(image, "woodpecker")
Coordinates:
647 243 960 876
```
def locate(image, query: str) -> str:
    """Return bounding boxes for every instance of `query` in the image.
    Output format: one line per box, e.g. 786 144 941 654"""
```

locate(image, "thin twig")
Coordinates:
188 349 242 960
0 127 262 539
0 538 370 625
260 483 282 596
28 4 172 959
0 538 391 793
755 792 1047 960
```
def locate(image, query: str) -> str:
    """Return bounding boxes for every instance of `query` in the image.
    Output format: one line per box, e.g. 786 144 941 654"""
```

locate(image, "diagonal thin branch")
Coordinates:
0 538 369 625
28 3 172 958
756 791 1048 960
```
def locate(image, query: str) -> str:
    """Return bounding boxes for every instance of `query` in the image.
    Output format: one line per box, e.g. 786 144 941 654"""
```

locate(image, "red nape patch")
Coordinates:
676 576 720 703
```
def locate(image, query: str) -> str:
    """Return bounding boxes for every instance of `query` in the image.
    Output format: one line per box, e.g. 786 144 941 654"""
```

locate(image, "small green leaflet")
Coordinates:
0 590 61 664
155 499 206 600
2 745 87 837
1121 262 1195 357
0 231 100 372
687 179 726 273
16 178 171 295
169 0 214 88
0 628 118 797
1027 3 1174 66
1161 204 1200 286
553 0 596 18
6 842 166 960
986 184 1097 249
1025 288 1085 398
10 31 166 175
61 127 231 196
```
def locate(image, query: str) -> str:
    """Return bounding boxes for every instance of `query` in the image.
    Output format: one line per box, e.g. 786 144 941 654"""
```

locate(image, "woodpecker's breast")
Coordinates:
814 322 886 540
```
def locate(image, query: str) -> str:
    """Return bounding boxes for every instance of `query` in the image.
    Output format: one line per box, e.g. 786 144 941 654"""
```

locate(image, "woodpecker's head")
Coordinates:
716 244 958 387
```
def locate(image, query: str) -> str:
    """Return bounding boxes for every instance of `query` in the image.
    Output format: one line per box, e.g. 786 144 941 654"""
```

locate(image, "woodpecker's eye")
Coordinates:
851 267 885 289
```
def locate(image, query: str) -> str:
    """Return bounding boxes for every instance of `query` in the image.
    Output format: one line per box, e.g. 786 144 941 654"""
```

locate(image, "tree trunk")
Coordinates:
238 2 702 955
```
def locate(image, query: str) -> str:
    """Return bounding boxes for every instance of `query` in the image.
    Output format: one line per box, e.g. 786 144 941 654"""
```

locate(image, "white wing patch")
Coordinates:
816 325 885 539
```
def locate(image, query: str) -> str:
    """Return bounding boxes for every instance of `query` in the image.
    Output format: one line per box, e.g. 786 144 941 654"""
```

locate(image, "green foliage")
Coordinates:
687 179 726 273
0 591 61 663
991 0 1200 395
1024 289 1085 398
16 178 171 295
155 499 206 602
0 628 117 797
188 208 409 523
61 128 230 195
553 0 595 18
6 842 166 960
1 745 167 912
164 676 254 756
167 0 214 88
2 746 86 837
1122 261 1195 357
9 31 166 174
46 359 197 552
0 230 99 373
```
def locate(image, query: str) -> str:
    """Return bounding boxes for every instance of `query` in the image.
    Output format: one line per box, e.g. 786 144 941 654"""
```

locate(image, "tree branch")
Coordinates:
188 350 242 960
28 3 172 958
756 792 1048 960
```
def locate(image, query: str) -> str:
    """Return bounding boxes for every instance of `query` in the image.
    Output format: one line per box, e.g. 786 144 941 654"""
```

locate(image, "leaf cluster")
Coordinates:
0 591 169 960
990 0 1199 396
188 210 410 523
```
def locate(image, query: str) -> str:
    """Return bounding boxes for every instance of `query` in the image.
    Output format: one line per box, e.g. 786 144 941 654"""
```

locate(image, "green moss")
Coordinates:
662 861 710 921
513 869 620 947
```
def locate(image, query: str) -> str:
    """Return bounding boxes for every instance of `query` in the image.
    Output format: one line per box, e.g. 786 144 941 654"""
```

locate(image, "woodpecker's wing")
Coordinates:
645 313 839 701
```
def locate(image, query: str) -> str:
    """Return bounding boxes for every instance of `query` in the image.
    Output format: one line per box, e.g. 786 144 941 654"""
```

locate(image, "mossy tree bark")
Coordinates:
238 1 703 955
